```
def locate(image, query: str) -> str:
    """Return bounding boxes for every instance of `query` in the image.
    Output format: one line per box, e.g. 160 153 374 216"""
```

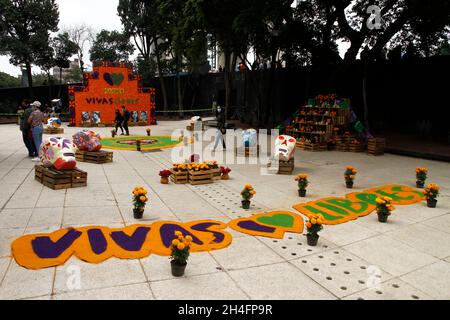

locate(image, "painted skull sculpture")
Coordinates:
40 137 78 170
274 135 297 161
242 129 257 148
46 118 62 128
72 130 102 152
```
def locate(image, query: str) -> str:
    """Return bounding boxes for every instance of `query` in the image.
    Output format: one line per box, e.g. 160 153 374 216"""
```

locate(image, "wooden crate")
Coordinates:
367 138 386 156
302 143 327 152
188 170 213 185
210 168 221 180
35 165 87 190
348 143 364 152
278 159 295 175
81 122 92 127
138 121 148 126
75 150 113 164
43 127 64 134
170 171 188 184
236 146 260 157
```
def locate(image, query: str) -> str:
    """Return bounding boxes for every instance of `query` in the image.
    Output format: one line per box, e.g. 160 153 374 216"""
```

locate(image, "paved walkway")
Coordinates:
0 121 449 300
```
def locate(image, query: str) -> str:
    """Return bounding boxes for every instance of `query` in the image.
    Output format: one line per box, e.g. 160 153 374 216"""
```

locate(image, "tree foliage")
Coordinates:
89 30 135 62
0 71 20 88
0 0 59 87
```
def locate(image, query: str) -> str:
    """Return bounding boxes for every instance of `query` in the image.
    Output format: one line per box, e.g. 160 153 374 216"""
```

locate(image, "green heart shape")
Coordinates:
257 214 294 228
111 73 124 86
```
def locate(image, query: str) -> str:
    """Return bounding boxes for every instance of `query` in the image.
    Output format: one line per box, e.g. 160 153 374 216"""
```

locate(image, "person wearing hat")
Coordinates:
19 101 37 158
27 101 44 162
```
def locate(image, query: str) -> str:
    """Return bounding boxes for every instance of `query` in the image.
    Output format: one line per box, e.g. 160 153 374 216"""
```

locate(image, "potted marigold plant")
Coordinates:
344 166 357 188
159 170 172 184
375 196 395 223
306 216 324 246
424 184 440 208
132 186 148 219
146 128 151 136
295 173 309 197
241 184 256 209
416 167 428 188
111 129 116 138
220 166 231 180
170 231 193 277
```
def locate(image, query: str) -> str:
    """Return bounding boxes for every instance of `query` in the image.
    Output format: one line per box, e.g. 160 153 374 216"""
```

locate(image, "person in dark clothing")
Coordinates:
114 109 125 135
121 106 131 136
213 106 226 151
20 102 37 157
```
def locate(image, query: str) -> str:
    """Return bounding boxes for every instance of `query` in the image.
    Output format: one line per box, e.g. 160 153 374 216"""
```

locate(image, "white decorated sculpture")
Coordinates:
46 118 62 128
40 137 78 170
242 129 257 148
274 135 297 161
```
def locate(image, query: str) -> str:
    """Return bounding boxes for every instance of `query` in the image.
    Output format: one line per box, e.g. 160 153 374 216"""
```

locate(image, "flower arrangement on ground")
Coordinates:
187 163 210 172
220 166 231 180
375 196 395 223
416 167 428 188
170 231 192 277
295 174 309 197
241 184 256 209
306 215 324 246
172 163 188 172
159 170 172 184
205 160 219 169
424 183 440 208
146 128 151 136
111 129 116 138
132 186 148 219
344 165 357 188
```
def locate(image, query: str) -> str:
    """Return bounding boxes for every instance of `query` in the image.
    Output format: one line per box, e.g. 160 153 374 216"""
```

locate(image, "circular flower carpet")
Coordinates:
100 136 183 151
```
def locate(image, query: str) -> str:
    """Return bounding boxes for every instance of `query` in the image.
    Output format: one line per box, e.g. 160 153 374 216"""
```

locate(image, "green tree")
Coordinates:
0 0 59 88
0 71 20 88
65 65 83 83
118 0 170 113
89 30 135 62
53 32 78 84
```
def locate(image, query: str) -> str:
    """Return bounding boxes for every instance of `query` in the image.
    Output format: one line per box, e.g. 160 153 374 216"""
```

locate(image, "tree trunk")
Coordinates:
176 54 183 118
224 51 232 122
154 39 169 115
25 62 33 98
58 67 63 98
263 50 277 128
362 62 370 130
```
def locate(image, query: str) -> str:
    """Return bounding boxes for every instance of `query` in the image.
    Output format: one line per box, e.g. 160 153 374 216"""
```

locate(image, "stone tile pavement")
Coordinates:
0 121 449 300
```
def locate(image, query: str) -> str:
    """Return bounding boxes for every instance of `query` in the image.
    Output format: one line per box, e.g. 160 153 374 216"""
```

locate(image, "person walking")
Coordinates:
121 106 131 136
19 101 36 157
212 106 226 151
114 109 125 135
28 101 44 162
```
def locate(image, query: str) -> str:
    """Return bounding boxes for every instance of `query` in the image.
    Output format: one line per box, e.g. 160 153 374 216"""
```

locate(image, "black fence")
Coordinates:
1 56 449 141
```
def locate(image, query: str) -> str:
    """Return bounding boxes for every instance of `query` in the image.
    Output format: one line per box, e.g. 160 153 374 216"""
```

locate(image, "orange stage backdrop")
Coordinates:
68 62 156 127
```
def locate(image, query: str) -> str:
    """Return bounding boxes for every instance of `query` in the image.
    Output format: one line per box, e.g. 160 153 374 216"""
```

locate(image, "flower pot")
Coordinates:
298 189 307 197
160 177 169 184
146 131 151 136
221 173 230 180
171 260 187 277
427 199 437 208
242 200 251 209
133 208 144 219
346 181 354 189
416 181 425 188
111 132 116 138
377 212 389 223
307 233 319 246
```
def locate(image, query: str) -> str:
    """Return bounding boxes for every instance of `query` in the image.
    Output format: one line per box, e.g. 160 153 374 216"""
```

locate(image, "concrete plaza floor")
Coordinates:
0 121 449 300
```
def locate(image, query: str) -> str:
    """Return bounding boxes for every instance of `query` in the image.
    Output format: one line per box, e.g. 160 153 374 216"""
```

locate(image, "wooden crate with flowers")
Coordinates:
348 139 364 152
205 161 221 180
170 163 188 184
188 163 213 185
